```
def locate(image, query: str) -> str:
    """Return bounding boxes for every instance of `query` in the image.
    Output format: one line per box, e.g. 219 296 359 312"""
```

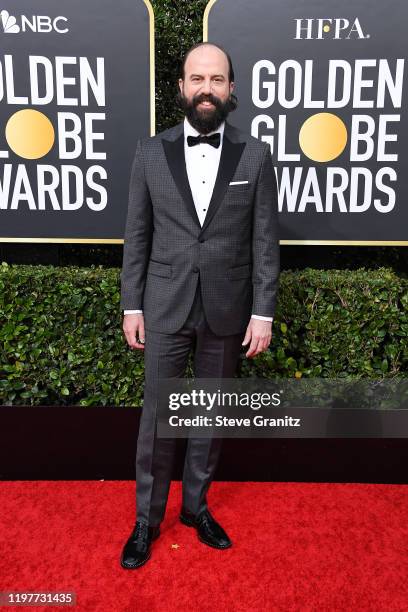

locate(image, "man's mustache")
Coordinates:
193 94 221 107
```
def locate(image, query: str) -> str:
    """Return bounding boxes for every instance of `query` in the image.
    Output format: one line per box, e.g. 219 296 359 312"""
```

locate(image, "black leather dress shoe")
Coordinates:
179 508 232 549
120 521 160 569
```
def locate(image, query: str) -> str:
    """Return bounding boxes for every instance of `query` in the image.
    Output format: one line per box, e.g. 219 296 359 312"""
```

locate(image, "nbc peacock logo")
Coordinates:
0 9 68 33
1 10 20 33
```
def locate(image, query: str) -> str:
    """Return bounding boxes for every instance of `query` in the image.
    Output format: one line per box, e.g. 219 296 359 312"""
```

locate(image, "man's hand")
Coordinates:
242 318 272 358
123 313 146 350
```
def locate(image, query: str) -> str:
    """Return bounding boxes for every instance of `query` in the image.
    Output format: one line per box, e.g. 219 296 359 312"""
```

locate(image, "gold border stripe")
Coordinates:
203 0 218 41
0 238 124 244
143 0 155 136
280 240 408 246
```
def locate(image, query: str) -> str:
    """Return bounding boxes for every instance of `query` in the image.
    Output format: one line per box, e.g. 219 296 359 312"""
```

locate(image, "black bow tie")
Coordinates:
187 133 221 148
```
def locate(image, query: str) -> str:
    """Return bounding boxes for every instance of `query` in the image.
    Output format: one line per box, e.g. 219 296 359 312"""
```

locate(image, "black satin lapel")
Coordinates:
162 135 201 229
199 136 246 236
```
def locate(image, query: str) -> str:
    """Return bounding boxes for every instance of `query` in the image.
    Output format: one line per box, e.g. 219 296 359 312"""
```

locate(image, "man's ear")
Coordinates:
178 78 184 94
229 81 235 95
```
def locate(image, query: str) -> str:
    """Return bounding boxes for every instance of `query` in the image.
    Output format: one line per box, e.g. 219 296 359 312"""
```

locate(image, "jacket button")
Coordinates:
198 238 205 243
192 267 199 273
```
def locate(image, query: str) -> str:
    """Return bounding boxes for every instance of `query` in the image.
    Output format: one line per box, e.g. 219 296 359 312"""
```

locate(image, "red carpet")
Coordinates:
0 481 407 611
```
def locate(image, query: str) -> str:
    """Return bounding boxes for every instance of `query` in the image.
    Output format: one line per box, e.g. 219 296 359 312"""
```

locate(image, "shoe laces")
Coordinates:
197 510 212 529
132 521 149 552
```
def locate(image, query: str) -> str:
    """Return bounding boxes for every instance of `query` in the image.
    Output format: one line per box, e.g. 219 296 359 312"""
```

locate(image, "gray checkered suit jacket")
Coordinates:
120 119 280 336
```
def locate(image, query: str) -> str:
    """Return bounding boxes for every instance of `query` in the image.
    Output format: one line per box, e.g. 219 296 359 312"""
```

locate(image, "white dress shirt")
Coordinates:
124 117 272 323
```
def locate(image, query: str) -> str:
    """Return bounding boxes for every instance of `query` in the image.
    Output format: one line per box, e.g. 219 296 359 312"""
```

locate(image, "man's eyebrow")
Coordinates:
189 73 226 79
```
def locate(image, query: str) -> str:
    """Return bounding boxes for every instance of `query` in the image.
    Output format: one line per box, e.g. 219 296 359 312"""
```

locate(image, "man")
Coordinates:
119 42 280 569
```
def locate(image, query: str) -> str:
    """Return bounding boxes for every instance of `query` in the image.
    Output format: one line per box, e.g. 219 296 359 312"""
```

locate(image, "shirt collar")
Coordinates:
184 116 225 142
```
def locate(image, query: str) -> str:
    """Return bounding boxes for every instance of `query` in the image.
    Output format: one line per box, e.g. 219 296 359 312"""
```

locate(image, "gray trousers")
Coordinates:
135 279 245 526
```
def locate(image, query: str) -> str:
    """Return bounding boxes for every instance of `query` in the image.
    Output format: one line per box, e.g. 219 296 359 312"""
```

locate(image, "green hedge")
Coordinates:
0 263 407 406
154 0 207 131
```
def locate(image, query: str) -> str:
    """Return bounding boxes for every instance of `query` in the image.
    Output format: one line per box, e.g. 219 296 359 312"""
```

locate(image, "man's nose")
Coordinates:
200 79 212 94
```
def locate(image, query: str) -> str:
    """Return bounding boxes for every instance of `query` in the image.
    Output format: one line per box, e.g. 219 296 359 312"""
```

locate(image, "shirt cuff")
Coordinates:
124 311 271 320
251 314 273 322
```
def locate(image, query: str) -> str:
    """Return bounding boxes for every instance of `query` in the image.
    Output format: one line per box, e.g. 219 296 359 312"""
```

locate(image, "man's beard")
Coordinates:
178 92 232 135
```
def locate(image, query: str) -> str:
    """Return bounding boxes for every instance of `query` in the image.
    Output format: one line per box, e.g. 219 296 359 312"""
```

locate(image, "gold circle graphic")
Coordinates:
323 24 330 33
299 113 347 162
5 109 55 159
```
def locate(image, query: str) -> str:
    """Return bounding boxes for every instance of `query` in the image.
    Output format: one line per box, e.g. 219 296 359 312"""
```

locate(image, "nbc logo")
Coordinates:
0 9 68 34
1 10 20 33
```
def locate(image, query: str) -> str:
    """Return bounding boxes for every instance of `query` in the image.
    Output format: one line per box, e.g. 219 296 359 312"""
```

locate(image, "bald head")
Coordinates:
180 42 234 83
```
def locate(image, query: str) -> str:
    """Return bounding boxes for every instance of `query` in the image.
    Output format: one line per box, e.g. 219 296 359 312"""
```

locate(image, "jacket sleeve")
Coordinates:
251 143 280 318
120 139 153 310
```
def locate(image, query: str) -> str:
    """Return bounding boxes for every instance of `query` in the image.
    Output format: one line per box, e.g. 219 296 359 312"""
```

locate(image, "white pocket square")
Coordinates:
229 180 249 185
